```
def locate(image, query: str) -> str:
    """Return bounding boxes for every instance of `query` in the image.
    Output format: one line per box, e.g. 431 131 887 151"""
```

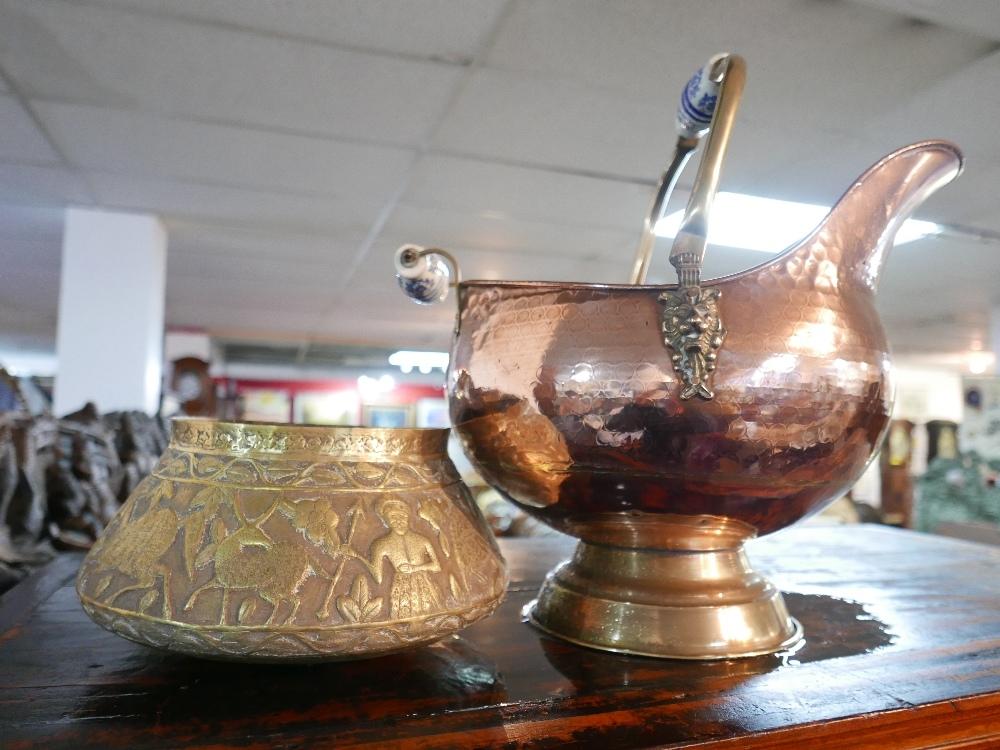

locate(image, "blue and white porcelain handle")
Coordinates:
629 53 730 284
675 54 727 140
394 245 461 305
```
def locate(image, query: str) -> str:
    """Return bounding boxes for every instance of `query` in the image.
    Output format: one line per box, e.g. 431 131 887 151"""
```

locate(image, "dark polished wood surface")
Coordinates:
2 525 1000 749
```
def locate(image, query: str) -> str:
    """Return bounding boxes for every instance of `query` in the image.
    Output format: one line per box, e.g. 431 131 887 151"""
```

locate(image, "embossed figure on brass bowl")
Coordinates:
397 137 964 658
76 419 508 662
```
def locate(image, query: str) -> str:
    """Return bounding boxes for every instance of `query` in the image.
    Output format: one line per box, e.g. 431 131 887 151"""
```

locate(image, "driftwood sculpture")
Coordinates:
0 375 170 593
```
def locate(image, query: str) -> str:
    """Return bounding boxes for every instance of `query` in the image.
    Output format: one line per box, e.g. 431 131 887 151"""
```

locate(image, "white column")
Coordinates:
54 208 166 416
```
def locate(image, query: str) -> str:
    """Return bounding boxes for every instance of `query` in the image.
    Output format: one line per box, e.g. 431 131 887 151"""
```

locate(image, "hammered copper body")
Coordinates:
445 141 963 657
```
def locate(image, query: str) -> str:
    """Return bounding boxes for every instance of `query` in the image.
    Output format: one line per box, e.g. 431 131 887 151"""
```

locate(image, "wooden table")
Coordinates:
2 525 1000 749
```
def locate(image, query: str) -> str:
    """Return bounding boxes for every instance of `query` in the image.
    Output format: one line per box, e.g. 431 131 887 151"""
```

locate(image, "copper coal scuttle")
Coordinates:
395 54 963 658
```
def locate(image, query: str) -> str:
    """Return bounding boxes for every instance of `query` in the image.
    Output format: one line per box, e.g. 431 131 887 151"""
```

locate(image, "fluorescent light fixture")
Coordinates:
388 350 449 375
893 219 941 245
654 192 941 252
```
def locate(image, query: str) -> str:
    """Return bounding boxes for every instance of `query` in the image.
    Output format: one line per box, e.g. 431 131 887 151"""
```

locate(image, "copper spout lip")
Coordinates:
458 139 965 294
868 138 964 174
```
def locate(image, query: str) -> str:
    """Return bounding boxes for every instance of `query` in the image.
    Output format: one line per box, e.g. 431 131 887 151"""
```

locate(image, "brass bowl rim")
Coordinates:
168 417 450 457
170 416 448 435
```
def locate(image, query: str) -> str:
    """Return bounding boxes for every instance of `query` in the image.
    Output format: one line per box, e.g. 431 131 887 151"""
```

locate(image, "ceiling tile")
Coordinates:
733 18 995 141
0 237 60 271
320 295 456 349
405 154 651 231
487 0 696 97
163 220 363 337
355 236 631 293
382 203 637 260
166 282 333 316
98 0 508 62
167 221 366 263
0 0 997 359
88 172 384 234
488 0 993 134
433 68 673 178
0 265 59 311
36 102 413 201
449 248 624 284
327 244 657 349
0 0 462 144
855 49 1000 170
0 303 56 338
340 235 419 293
959 207 1000 234
0 241 60 352
0 203 64 241
168 251 346 289
165 303 323 337
433 68 917 210
0 162 91 205
855 0 1000 41
915 159 1000 225
0 94 60 163
877 234 1000 338
711 129 882 207
0 330 57 356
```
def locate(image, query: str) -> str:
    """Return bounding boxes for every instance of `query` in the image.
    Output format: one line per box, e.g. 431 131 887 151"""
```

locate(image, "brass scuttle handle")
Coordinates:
629 53 729 285
394 55 746 402
659 53 746 400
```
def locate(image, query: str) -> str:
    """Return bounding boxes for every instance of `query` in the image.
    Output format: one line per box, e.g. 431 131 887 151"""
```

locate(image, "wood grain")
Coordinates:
2 525 1000 748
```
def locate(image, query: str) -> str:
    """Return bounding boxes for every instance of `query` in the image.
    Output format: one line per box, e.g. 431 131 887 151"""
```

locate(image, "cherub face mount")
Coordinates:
658 286 726 400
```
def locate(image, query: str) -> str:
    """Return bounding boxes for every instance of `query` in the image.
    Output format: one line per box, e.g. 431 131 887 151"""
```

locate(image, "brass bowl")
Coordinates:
76 419 507 662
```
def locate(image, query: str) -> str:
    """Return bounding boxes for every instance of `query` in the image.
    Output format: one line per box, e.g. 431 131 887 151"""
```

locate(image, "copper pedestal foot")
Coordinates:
528 541 802 659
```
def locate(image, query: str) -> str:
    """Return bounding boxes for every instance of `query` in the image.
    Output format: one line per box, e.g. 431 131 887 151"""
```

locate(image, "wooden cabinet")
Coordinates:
3 528 1000 748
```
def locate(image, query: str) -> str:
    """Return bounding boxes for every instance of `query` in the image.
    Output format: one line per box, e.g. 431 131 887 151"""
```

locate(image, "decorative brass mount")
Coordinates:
659 285 726 400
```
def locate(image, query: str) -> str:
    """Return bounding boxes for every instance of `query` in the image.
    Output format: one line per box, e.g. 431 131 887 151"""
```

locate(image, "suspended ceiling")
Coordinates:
1 0 999 362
